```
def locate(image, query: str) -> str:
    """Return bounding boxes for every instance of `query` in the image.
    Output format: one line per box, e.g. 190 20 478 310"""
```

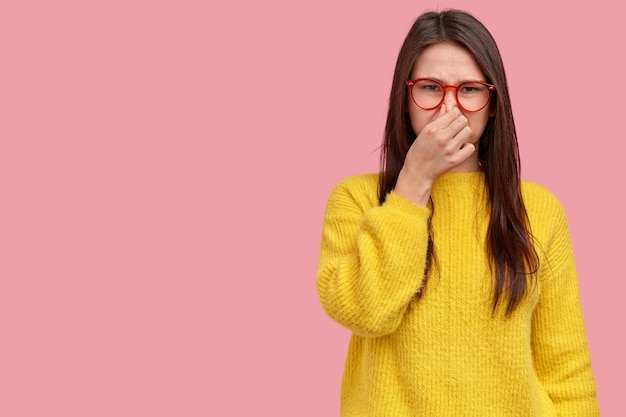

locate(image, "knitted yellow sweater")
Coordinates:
317 172 599 416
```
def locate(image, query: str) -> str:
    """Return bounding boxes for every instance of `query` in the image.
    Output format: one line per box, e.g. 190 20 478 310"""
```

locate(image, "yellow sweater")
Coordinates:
317 172 599 416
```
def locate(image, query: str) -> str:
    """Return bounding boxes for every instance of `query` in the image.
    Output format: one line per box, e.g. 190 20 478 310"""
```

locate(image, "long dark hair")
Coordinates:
379 9 539 316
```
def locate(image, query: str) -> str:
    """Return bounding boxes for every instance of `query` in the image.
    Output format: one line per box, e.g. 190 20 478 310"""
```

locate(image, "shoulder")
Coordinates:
521 180 566 215
521 180 570 239
332 173 379 193
325 173 380 213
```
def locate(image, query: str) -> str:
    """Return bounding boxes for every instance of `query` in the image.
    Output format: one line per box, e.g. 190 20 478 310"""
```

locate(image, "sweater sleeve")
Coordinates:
316 176 431 337
531 200 600 416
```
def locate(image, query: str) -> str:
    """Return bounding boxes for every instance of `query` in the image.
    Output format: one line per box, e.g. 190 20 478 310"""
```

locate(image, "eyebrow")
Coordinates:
414 76 488 84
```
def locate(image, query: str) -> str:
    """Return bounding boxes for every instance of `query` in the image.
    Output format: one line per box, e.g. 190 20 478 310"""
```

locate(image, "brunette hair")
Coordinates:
379 9 539 315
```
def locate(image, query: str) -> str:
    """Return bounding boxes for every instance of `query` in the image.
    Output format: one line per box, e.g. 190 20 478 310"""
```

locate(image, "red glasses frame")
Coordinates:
406 78 496 112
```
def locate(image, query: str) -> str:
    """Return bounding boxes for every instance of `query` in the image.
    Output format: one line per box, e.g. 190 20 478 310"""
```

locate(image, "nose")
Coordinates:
442 86 458 110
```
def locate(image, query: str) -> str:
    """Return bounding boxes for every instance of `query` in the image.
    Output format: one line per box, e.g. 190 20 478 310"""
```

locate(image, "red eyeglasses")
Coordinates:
406 78 496 112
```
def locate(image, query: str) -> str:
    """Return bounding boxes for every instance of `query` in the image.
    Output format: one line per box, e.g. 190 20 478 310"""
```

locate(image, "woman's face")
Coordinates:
408 43 493 149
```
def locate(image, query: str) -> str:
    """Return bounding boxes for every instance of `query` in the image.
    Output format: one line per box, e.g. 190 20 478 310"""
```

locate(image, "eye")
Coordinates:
459 83 486 94
416 80 442 93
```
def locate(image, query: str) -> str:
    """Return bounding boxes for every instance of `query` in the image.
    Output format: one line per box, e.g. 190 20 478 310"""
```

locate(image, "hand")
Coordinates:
394 105 476 206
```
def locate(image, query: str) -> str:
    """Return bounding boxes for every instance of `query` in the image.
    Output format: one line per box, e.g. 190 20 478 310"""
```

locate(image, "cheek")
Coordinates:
467 113 491 143
408 109 436 137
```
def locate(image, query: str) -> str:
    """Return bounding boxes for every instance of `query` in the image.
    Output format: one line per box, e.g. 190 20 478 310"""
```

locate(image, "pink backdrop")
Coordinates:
1 0 622 415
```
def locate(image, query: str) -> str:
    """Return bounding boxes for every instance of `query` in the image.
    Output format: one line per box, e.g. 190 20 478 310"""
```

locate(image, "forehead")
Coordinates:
411 42 485 83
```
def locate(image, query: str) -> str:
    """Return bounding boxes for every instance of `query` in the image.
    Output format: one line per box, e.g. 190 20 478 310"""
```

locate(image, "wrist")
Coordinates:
394 171 433 207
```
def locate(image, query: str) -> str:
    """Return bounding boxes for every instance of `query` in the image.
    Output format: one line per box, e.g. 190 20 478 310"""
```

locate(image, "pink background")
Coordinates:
1 0 623 415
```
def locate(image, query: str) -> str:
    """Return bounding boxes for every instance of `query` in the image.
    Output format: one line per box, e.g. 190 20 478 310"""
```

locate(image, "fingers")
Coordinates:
429 104 459 128
405 104 476 180
425 108 474 162
421 108 469 146
428 107 468 138
456 141 476 161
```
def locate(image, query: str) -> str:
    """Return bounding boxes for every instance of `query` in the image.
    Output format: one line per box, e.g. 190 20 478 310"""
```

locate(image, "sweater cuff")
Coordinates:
384 191 431 220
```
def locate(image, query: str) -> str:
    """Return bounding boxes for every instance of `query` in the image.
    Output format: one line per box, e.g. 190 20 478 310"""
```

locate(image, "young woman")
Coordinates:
317 9 599 416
